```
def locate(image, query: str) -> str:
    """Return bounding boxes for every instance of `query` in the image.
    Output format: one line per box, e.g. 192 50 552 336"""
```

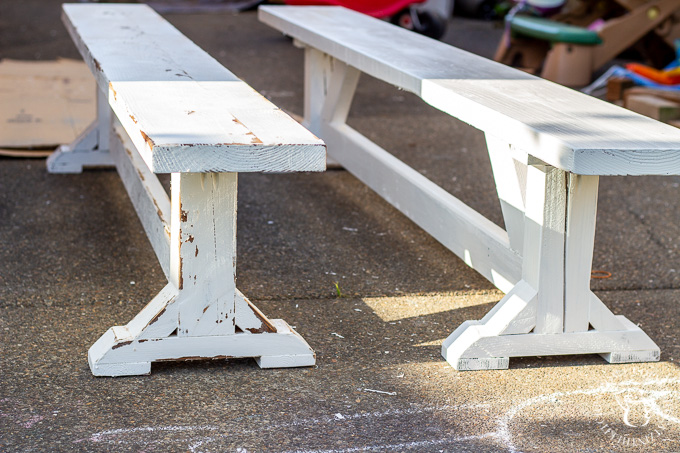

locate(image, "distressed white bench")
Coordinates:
260 5 680 371
48 4 325 376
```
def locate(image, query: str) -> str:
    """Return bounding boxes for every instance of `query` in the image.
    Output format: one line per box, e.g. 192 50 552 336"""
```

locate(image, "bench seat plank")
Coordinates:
64 3 325 173
260 5 680 176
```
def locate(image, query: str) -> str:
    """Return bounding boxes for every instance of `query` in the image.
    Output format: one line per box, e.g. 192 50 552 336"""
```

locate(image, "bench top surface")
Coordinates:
260 5 680 176
63 3 325 173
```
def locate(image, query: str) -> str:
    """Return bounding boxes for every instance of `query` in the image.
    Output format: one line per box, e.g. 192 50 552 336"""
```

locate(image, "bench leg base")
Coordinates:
88 319 315 377
47 90 115 173
256 353 317 369
450 357 510 371
88 356 152 377
47 143 114 174
442 316 660 371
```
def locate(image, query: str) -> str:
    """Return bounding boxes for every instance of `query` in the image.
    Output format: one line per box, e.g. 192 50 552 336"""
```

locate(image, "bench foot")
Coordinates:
47 142 114 174
256 353 317 368
89 315 316 377
451 357 510 371
601 350 661 364
47 88 115 173
442 315 659 371
89 357 152 377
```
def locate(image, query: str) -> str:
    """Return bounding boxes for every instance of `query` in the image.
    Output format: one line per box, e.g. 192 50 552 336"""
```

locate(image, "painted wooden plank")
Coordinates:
96 84 110 156
302 48 362 167
171 172 237 337
478 280 537 335
260 5 680 176
485 134 526 254
316 52 360 128
442 281 537 370
443 314 658 370
110 118 171 278
63 3 325 173
589 291 626 331
125 284 179 341
303 47 329 137
235 290 277 333
522 164 565 334
322 121 522 293
297 12 522 292
563 174 598 333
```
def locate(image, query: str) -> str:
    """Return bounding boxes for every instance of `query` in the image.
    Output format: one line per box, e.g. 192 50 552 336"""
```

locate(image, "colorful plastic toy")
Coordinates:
495 0 680 87
283 0 450 38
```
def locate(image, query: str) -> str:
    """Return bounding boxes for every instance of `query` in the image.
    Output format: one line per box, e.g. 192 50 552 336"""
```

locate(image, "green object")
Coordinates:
509 15 603 45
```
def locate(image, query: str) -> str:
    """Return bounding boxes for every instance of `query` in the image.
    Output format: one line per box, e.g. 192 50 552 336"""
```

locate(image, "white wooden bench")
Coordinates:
48 4 326 377
259 5 680 371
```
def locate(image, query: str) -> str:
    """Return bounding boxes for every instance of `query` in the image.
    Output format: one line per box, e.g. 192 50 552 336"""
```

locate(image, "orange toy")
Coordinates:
625 63 680 85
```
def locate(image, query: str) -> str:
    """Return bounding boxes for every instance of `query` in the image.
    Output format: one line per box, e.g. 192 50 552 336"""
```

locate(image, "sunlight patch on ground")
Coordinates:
362 291 501 322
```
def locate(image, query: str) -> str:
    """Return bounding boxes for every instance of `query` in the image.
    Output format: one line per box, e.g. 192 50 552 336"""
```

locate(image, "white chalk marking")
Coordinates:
83 403 490 451
362 388 396 396
498 378 680 452
76 425 220 444
280 432 498 453
21 415 44 429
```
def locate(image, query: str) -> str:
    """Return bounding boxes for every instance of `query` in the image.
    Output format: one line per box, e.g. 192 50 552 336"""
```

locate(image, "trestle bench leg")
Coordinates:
55 116 315 377
46 87 115 173
442 158 659 370
87 168 315 376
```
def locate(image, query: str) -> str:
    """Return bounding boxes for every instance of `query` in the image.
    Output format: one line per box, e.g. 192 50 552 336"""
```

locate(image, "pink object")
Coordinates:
283 0 427 18
587 18 606 32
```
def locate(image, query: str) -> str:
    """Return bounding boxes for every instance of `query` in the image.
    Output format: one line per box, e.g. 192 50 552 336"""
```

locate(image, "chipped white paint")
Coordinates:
260 5 662 370
52 3 325 376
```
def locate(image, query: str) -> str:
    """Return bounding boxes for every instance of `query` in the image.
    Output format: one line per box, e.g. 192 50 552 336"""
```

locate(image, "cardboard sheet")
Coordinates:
0 59 95 155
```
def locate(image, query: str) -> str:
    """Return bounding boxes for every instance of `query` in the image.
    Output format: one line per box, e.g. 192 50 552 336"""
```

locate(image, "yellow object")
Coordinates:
648 6 660 19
